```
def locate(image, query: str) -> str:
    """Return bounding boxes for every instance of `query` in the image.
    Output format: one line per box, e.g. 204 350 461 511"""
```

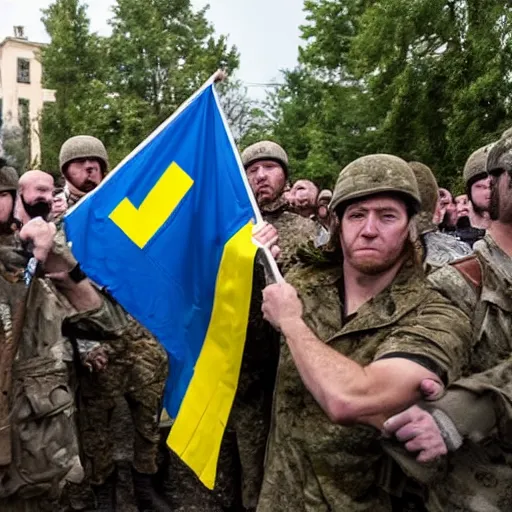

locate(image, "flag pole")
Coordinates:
66 70 226 217
211 73 283 284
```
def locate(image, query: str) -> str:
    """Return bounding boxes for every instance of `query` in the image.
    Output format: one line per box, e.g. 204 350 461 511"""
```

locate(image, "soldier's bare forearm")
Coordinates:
52 275 103 312
280 318 440 427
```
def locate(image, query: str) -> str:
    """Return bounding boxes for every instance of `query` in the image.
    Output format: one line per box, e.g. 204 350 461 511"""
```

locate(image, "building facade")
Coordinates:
0 27 55 168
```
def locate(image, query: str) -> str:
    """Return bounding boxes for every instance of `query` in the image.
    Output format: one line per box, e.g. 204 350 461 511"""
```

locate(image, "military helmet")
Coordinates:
463 144 493 186
408 161 438 234
501 127 512 140
59 135 108 175
330 154 421 214
0 159 18 193
487 135 512 176
241 141 288 174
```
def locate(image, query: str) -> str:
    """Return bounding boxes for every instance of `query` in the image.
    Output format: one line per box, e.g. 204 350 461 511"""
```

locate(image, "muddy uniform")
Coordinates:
257 259 470 512
384 234 512 511
0 232 130 512
260 195 317 275
62 193 168 487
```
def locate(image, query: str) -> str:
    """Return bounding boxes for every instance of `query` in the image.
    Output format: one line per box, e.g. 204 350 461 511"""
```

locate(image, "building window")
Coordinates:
17 58 30 84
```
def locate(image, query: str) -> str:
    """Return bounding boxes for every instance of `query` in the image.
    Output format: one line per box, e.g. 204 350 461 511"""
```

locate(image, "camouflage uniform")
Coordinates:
59 136 168 488
407 161 472 266
76 318 168 484
257 258 469 512
381 138 512 511
383 234 512 511
257 154 471 511
260 195 317 274
0 231 130 511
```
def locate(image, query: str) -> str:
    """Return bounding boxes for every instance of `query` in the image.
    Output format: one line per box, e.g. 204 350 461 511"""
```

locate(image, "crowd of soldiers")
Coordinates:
1 126 512 512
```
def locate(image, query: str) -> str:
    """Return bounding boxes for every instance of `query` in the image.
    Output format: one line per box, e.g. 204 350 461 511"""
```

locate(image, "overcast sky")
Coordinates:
0 0 306 99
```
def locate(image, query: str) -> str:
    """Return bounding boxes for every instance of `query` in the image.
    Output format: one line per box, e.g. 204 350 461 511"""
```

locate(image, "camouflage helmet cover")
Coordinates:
241 141 289 174
0 159 18 193
59 135 108 175
408 161 438 234
463 144 493 185
501 126 512 140
330 154 421 214
487 135 512 176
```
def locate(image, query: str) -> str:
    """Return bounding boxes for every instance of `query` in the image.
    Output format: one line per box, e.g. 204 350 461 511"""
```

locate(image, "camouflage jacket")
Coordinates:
261 195 317 275
0 232 130 500
422 230 472 266
384 233 512 511
257 259 470 512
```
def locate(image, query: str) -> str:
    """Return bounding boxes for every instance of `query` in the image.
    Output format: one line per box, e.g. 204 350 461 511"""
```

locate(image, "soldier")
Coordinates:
59 135 169 511
463 145 492 230
0 160 18 230
241 141 317 274
0 163 132 511
382 133 512 510
313 189 333 248
258 154 470 511
408 161 471 266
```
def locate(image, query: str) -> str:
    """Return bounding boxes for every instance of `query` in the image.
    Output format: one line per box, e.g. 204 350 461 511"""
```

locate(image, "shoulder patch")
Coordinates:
452 254 482 290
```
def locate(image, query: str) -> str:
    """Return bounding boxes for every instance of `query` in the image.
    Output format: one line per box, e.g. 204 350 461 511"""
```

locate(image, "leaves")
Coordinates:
257 0 512 192
40 0 243 174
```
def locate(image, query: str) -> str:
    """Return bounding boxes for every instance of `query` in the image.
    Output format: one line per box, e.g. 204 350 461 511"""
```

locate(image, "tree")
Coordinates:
217 79 268 143
264 0 512 191
1 123 30 173
39 0 106 175
106 0 240 161
40 0 241 173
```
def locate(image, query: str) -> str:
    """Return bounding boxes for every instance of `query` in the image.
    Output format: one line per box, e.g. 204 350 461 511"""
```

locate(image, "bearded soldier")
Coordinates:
58 136 169 511
257 154 470 511
241 141 317 274
0 162 132 511
463 145 493 230
382 133 512 510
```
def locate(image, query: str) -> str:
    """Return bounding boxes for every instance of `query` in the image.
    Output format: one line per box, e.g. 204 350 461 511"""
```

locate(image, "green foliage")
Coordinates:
40 0 105 175
40 0 241 173
106 0 239 160
260 0 512 192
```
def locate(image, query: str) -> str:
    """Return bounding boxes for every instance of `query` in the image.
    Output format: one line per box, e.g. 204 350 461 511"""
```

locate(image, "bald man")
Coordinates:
15 170 54 225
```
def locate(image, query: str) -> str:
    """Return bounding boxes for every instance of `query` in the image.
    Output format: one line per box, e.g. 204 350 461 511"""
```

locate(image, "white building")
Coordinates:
0 26 55 167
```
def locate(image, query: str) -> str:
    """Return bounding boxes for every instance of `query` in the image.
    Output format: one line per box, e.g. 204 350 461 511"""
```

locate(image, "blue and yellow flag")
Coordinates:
64 80 259 488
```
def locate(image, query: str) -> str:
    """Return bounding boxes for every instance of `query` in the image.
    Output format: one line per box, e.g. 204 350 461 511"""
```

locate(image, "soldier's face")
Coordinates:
470 176 491 212
66 159 102 193
20 175 54 220
340 195 410 275
0 192 13 223
246 160 286 206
